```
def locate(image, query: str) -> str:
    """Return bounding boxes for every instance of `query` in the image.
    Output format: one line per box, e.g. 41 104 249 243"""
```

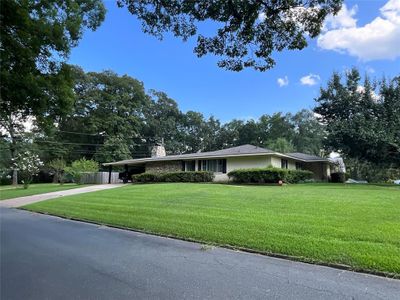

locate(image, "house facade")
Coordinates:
104 144 332 182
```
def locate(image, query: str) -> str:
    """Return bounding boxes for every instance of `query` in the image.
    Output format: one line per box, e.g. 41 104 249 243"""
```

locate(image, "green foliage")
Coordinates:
65 158 98 184
315 69 400 167
346 159 400 183
118 0 342 71
52 67 147 162
286 170 316 184
266 138 295 153
228 168 313 184
94 136 132 163
131 173 161 183
48 159 67 184
0 0 105 183
132 171 214 183
36 66 325 162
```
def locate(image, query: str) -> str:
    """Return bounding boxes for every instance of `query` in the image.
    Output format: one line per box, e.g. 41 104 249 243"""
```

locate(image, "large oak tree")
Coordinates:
0 0 105 183
118 0 342 71
314 69 400 167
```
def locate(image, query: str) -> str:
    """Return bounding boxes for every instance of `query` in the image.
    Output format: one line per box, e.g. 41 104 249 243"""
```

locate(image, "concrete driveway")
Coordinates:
0 184 123 208
1 208 399 300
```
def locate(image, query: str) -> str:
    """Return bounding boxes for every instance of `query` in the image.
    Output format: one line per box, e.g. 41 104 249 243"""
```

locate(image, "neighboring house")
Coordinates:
104 144 332 182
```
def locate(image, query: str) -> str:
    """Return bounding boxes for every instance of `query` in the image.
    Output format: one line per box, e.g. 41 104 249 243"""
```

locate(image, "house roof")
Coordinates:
284 152 329 162
103 144 329 166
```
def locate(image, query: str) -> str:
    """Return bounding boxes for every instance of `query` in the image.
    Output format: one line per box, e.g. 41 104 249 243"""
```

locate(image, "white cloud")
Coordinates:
323 4 358 30
318 0 400 61
277 76 289 87
300 74 320 86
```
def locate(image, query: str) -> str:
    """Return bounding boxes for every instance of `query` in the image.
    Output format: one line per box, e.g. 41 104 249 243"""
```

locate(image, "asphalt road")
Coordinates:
1 208 399 300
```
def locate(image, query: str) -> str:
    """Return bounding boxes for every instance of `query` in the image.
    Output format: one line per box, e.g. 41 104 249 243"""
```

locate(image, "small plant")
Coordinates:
48 158 67 185
12 151 43 189
65 158 98 184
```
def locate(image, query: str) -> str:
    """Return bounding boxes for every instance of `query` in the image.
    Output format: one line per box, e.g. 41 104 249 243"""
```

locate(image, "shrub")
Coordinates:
0 169 12 185
286 169 314 183
65 158 99 184
330 172 346 183
228 167 313 184
163 171 214 182
132 171 214 183
48 158 67 184
132 173 162 183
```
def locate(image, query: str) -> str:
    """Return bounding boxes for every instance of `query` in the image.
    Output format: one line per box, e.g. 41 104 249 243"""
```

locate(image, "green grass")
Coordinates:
0 183 88 200
24 183 400 275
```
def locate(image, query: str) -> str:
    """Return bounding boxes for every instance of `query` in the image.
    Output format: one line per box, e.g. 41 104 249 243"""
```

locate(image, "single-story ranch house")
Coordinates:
104 144 332 183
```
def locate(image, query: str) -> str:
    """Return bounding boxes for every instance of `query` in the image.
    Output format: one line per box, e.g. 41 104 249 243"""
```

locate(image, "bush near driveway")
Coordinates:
132 171 214 183
228 167 313 183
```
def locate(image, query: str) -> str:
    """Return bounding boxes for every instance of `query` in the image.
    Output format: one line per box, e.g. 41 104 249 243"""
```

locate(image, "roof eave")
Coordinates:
103 152 330 166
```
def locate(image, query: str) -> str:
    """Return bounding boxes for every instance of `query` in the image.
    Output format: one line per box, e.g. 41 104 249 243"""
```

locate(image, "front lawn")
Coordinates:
24 183 400 275
0 183 88 200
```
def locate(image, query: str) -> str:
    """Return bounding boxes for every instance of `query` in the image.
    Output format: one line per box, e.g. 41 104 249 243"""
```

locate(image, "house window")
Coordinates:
199 159 226 173
281 159 288 169
295 162 303 170
184 160 196 171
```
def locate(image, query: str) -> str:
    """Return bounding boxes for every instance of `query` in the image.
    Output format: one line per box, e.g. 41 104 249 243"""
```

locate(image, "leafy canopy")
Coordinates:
0 0 106 130
118 0 342 71
314 69 400 166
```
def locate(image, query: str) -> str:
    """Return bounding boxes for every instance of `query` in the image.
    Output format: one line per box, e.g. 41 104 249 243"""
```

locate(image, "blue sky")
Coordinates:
69 0 400 122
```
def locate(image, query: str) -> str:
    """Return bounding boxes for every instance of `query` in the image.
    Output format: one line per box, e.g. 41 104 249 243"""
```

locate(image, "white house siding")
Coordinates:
270 156 296 169
270 156 281 168
226 156 270 173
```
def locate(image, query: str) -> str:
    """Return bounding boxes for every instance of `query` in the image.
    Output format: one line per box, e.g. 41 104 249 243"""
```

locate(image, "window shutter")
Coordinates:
198 160 201 171
222 159 227 174
181 161 185 171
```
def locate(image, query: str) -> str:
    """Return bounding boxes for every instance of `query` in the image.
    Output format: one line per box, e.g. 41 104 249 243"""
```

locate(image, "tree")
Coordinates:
291 109 324 155
48 159 67 184
55 67 148 161
13 151 43 189
267 137 294 153
314 69 400 167
0 0 105 184
65 158 99 184
94 135 132 163
118 0 342 71
142 91 185 154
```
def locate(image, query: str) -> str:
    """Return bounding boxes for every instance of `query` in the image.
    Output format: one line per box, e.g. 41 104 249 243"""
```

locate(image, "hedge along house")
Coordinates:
104 144 332 183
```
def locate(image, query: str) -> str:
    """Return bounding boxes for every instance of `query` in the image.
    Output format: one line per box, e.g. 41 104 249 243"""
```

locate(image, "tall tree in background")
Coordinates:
0 0 105 183
314 69 400 167
55 67 148 163
291 109 324 155
118 0 342 71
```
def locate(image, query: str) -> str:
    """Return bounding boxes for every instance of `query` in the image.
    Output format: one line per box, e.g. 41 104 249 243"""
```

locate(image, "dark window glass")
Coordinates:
281 159 288 169
295 162 303 170
185 160 196 171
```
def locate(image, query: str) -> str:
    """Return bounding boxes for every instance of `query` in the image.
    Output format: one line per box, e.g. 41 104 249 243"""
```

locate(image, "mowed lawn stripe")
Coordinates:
24 183 400 274
0 183 89 200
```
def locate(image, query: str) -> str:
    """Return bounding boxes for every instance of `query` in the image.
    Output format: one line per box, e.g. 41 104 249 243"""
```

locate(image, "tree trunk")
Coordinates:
9 124 18 186
12 169 18 185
